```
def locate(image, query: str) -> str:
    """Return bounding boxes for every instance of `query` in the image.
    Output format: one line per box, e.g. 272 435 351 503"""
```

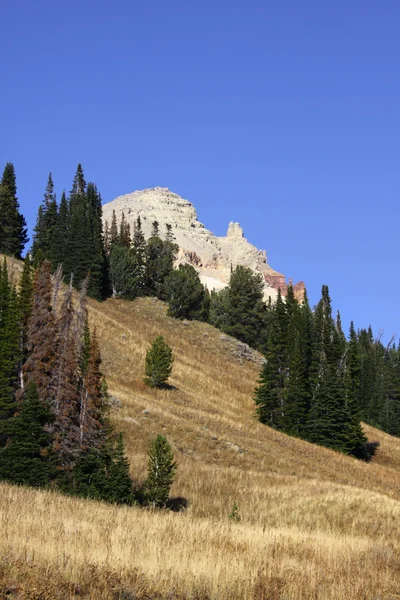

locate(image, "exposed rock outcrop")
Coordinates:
102 187 304 301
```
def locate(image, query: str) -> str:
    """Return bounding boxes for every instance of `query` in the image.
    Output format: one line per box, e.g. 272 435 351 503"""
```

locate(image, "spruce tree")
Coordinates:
144 336 174 388
255 291 288 430
220 266 267 349
107 433 134 504
86 182 107 299
0 383 55 487
110 210 119 245
53 191 69 266
0 163 28 258
63 165 92 288
32 173 58 266
0 260 21 443
109 244 140 298
144 434 177 508
165 264 207 320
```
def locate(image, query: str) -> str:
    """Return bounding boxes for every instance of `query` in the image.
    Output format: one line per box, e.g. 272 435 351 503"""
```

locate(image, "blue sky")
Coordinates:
1 1 399 339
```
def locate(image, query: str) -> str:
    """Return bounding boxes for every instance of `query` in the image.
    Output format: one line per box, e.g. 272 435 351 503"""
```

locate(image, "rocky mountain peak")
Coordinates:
102 187 304 301
227 222 244 239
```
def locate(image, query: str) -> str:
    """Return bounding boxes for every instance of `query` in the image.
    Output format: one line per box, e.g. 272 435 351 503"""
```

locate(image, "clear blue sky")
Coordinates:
1 1 399 340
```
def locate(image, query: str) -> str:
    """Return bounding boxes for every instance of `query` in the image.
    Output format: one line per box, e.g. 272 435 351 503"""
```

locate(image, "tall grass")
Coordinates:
2 291 400 598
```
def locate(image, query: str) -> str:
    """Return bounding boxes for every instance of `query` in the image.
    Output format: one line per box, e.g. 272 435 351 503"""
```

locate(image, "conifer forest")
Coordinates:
1 159 400 502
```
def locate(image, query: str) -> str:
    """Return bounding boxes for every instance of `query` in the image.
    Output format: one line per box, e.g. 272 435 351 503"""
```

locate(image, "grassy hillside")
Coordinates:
2 290 400 598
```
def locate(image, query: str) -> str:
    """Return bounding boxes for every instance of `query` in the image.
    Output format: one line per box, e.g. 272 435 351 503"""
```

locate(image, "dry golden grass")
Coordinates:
2 288 400 598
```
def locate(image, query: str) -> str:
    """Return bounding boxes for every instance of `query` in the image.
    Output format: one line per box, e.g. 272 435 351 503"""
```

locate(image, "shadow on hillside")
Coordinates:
165 496 189 512
133 484 189 512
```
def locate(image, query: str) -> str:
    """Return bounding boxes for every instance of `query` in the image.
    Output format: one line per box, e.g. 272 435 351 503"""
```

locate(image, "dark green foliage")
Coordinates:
37 166 108 299
85 182 108 300
107 433 134 504
119 212 132 248
0 261 21 441
211 266 268 349
165 264 207 320
53 191 69 266
144 434 177 508
0 383 55 487
0 163 28 258
109 244 141 299
144 336 173 388
145 228 178 299
255 284 372 459
110 210 119 245
32 173 58 266
255 291 288 431
72 450 109 500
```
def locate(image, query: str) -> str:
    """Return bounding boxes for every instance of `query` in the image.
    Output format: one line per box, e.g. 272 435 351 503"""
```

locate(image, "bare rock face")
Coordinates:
102 187 304 301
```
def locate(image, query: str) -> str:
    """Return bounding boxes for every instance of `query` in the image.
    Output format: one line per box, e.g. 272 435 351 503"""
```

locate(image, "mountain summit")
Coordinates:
102 187 304 300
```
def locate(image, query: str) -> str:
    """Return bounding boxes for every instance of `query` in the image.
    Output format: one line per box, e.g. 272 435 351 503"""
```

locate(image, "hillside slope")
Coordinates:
2 294 400 599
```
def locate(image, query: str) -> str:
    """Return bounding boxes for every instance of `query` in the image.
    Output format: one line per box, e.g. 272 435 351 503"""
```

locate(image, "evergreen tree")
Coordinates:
144 434 177 508
104 221 111 254
72 449 109 500
32 173 58 265
144 336 174 388
0 260 21 443
255 291 288 430
165 264 207 320
53 191 69 266
219 266 267 349
110 210 119 245
109 244 140 298
0 163 28 258
119 212 132 248
107 433 134 504
63 165 92 288
0 383 55 487
145 222 178 299
86 182 107 299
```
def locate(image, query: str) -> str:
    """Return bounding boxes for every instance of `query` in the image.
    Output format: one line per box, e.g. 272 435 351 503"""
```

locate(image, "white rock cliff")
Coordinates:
102 187 304 301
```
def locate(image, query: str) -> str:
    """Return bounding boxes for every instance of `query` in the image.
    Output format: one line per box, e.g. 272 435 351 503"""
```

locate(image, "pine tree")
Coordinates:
255 291 288 429
107 433 134 504
220 266 267 349
110 210 119 246
0 382 55 487
119 212 132 248
53 191 69 266
0 163 28 258
283 291 309 436
63 165 92 288
0 260 21 444
165 264 206 320
86 182 107 299
109 244 141 298
32 173 58 265
144 336 173 388
144 434 177 508
133 217 147 293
